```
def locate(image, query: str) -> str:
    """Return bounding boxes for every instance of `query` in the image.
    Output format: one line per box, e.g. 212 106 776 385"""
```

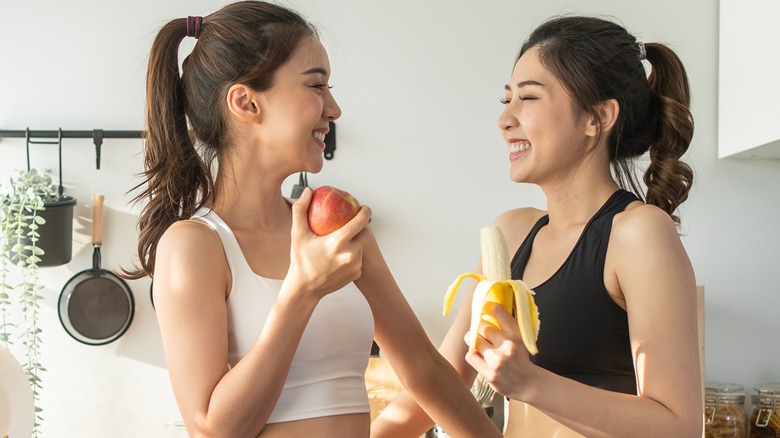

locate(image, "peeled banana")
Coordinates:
443 226 540 355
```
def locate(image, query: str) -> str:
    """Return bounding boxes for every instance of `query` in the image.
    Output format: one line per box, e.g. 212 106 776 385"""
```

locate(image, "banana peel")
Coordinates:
443 226 540 355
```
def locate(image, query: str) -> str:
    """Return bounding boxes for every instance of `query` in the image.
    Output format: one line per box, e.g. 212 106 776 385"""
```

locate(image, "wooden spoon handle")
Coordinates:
92 194 105 246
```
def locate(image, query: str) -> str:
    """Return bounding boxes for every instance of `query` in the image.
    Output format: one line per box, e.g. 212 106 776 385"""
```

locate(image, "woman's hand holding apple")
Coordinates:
284 186 370 302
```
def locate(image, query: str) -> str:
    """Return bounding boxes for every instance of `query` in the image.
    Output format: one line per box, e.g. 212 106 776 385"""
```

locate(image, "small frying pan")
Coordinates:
59 194 135 345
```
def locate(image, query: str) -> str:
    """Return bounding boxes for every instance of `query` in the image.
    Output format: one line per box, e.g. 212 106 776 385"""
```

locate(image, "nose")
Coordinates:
324 90 342 121
497 103 518 132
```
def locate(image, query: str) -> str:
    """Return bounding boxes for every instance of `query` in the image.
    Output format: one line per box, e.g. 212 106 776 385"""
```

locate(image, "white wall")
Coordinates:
1 0 778 436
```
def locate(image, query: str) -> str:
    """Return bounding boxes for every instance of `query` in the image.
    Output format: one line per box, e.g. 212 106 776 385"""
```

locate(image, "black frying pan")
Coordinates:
58 194 135 345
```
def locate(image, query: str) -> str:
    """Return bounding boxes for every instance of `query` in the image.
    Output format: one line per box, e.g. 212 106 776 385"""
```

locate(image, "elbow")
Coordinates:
675 419 702 438
187 426 260 438
183 418 216 438
185 417 262 438
664 405 703 438
683 411 703 438
692 422 703 438
181 398 273 437
682 398 704 438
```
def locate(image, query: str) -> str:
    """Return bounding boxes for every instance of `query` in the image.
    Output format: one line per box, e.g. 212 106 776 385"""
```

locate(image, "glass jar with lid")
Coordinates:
705 382 747 438
749 383 780 437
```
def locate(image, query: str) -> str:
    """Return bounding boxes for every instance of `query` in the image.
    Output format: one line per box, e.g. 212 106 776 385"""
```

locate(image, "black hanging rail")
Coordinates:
0 129 144 170
1 124 337 163
0 129 143 139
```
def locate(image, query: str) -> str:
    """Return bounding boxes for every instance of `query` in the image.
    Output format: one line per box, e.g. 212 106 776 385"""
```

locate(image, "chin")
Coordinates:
509 161 537 184
509 170 527 183
299 153 324 173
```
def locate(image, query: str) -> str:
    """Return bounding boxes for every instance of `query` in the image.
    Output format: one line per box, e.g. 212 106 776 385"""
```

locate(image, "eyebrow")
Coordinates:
504 80 544 91
301 67 329 76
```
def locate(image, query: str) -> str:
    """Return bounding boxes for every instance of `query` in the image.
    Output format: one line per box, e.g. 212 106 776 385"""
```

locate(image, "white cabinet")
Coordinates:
718 0 780 158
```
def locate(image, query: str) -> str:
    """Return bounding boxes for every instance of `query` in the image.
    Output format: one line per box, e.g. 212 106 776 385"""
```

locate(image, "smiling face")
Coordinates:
256 36 341 175
497 46 594 187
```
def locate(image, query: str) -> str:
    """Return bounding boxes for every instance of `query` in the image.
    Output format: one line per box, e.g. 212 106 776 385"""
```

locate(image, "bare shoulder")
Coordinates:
154 219 230 296
492 207 547 251
611 202 681 246
157 219 223 261
609 202 694 300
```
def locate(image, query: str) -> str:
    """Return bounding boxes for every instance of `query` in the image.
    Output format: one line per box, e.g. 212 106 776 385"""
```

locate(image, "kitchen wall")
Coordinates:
1 0 778 436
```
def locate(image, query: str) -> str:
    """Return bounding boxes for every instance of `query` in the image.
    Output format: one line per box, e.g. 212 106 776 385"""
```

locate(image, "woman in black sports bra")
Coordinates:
372 15 702 438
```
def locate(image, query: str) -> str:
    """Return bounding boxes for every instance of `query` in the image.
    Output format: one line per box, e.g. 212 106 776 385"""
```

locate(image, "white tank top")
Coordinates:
192 208 375 423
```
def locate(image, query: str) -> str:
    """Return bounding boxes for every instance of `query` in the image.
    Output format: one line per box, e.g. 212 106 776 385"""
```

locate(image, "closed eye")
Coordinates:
500 96 537 104
502 80 544 103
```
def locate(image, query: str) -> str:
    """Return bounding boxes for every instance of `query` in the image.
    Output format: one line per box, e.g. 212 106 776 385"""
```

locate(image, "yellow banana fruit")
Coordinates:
443 226 540 355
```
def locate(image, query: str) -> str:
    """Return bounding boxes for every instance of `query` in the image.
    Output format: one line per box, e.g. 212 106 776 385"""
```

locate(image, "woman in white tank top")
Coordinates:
123 2 501 437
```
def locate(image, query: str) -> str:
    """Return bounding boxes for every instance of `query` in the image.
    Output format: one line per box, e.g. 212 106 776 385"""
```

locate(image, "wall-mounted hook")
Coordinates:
57 128 63 197
324 121 336 160
92 129 103 170
25 127 65 197
25 128 31 171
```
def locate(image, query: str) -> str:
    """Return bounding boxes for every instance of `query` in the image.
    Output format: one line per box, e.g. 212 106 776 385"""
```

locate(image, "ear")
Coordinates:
226 83 262 123
584 99 620 138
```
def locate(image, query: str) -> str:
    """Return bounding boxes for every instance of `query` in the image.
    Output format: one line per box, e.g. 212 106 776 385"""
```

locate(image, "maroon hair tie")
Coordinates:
186 16 203 39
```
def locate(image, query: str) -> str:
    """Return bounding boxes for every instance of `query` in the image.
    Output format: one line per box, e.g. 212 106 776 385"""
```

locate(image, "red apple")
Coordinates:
307 186 361 236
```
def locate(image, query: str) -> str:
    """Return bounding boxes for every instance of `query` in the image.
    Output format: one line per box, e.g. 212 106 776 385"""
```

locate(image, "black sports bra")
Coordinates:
510 190 639 395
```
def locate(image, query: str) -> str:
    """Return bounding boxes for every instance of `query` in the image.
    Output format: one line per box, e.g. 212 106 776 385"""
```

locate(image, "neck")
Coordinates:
539 154 620 229
211 151 293 232
542 182 619 229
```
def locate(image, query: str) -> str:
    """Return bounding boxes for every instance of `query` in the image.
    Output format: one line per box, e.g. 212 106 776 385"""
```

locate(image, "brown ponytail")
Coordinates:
124 1 317 279
642 43 694 224
120 18 210 280
518 15 694 225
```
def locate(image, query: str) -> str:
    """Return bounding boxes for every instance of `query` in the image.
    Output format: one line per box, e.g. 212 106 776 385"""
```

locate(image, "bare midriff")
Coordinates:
256 413 370 438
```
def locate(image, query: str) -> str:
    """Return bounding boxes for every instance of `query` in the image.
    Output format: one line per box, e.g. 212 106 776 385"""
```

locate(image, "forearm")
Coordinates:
358 231 498 437
371 347 478 437
516 366 702 438
398 354 500 438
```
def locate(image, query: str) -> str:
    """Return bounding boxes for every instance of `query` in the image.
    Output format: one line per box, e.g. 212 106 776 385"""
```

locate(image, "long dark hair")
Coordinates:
519 16 694 224
124 1 317 279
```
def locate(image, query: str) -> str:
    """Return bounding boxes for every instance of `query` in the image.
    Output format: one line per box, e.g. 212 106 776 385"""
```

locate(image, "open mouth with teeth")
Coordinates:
313 131 326 143
508 140 531 161
509 140 531 161
509 141 530 153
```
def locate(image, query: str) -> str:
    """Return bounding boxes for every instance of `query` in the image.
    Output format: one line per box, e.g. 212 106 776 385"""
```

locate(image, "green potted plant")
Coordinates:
1 168 76 436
